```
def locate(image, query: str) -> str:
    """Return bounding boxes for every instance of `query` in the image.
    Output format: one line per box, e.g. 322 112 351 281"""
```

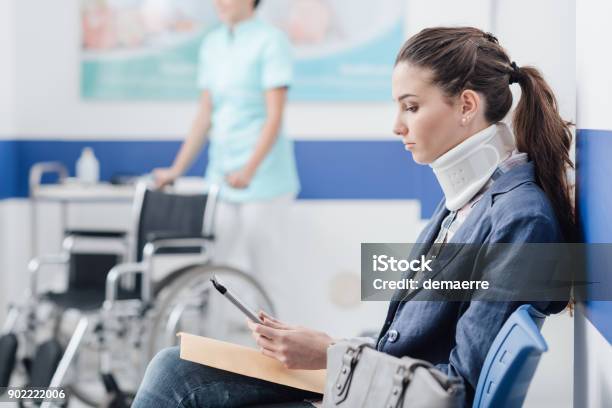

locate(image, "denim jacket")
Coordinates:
376 162 566 406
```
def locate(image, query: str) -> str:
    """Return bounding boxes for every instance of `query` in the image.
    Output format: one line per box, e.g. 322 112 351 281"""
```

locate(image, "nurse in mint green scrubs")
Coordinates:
153 0 298 294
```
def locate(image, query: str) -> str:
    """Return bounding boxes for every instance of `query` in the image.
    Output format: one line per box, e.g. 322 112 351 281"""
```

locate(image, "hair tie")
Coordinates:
483 32 499 44
509 61 522 85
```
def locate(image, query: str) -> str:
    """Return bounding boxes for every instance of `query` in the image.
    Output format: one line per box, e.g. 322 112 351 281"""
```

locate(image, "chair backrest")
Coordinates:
63 231 128 293
472 304 548 408
68 252 122 291
58 180 217 301
130 181 218 262
103 181 217 300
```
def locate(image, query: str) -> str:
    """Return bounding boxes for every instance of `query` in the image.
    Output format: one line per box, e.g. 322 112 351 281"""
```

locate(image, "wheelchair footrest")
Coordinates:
0 333 18 388
28 339 64 388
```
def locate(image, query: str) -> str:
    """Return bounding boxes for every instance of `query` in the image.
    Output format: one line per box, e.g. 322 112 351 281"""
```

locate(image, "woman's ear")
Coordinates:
458 90 481 125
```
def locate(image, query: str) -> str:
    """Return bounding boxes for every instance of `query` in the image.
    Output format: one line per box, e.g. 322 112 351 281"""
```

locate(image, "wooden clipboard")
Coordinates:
177 332 327 394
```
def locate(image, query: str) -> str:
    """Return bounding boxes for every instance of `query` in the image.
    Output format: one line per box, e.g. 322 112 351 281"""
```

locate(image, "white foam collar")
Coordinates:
429 122 516 211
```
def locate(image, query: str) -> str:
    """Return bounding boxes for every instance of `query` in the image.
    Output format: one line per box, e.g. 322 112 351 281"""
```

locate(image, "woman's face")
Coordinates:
392 62 469 164
213 0 254 25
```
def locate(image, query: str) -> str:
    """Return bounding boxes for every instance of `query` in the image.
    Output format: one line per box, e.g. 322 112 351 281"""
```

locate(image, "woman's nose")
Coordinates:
393 121 408 137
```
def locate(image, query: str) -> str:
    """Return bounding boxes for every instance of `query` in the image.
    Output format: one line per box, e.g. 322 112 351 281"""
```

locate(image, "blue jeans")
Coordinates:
132 347 322 407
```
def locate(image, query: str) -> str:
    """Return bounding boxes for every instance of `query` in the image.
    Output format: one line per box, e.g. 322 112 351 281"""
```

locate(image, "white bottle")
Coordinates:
76 147 100 184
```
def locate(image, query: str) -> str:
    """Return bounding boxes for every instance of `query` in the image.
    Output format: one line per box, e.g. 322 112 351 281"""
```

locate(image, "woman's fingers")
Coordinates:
259 311 293 329
250 322 332 370
248 319 294 364
252 322 282 339
246 318 257 332
250 329 274 343
259 310 280 322
260 347 283 363
254 334 280 352
262 317 288 330
225 174 237 187
247 318 274 341
248 319 285 341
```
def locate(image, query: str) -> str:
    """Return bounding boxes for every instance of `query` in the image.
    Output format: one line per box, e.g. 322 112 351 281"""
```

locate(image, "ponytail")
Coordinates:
513 66 576 241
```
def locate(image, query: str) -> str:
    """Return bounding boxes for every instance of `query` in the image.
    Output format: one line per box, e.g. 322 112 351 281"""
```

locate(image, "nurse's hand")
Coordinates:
226 168 253 189
153 167 179 189
247 311 333 370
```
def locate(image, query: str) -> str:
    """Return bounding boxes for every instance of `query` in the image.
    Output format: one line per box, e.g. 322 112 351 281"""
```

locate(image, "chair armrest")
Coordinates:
142 237 210 260
28 254 69 296
104 262 146 308
63 233 128 255
138 237 210 305
146 232 213 242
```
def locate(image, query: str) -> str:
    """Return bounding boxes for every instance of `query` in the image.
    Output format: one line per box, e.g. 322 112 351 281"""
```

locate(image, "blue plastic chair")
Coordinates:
472 304 548 408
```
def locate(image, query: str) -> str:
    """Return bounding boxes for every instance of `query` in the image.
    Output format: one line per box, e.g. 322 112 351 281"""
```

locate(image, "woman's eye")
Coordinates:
403 105 418 112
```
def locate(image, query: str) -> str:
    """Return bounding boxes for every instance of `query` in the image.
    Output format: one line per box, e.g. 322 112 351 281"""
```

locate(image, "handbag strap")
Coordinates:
385 359 433 408
332 342 371 405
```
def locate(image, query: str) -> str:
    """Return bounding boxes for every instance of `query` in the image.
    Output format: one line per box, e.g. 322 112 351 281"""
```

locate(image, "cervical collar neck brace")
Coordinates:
430 122 516 211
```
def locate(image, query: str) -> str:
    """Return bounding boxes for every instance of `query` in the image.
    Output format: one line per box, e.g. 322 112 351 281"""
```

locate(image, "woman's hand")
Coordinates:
228 88 287 190
247 311 333 370
225 168 254 189
153 167 180 189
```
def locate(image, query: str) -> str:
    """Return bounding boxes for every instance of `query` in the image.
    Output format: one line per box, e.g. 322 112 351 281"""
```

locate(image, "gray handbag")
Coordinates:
322 339 465 408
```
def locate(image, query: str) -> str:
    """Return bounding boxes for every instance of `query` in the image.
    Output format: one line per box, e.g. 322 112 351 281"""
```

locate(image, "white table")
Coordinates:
28 161 207 257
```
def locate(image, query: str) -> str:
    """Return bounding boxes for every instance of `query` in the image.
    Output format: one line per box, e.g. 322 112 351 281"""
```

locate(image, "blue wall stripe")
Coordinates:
0 139 442 218
0 140 18 199
577 128 612 344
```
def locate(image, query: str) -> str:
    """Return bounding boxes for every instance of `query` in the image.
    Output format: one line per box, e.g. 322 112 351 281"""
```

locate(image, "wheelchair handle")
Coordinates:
29 162 69 196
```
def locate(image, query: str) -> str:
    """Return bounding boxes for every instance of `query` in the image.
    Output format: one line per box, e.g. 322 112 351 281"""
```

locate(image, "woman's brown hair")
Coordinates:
395 27 576 241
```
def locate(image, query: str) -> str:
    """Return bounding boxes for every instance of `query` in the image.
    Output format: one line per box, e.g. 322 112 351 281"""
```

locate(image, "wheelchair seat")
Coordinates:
43 243 140 311
44 289 107 311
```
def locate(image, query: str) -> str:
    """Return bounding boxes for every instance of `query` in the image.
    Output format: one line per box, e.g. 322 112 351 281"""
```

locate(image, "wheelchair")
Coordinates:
0 175 276 407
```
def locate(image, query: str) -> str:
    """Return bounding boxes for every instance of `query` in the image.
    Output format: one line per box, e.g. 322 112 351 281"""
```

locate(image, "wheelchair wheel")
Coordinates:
147 263 276 361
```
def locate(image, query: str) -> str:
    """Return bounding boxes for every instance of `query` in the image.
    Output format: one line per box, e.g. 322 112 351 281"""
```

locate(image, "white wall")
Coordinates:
0 0 17 136
407 0 576 124
406 0 493 35
525 311 574 408
577 0 612 130
574 306 612 408
496 0 576 123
